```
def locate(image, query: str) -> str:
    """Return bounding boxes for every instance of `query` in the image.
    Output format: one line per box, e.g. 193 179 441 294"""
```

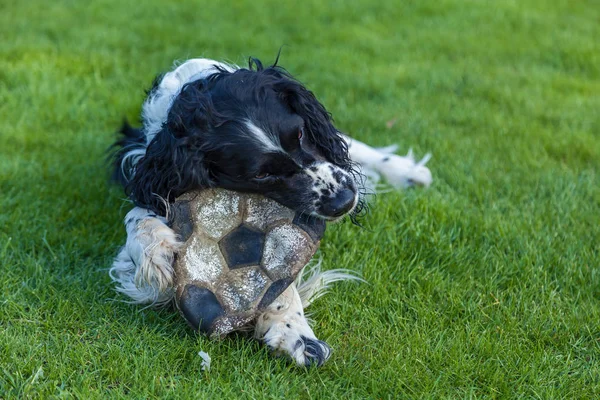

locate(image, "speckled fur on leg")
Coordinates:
254 283 331 367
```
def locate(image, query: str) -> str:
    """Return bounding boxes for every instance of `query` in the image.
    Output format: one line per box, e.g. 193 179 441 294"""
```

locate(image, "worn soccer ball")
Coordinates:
169 189 325 337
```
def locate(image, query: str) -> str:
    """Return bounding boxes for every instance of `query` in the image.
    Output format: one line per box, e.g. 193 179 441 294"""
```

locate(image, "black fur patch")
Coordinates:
300 336 331 367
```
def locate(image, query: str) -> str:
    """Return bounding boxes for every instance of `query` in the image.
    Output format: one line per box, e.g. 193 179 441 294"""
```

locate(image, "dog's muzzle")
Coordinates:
306 162 358 220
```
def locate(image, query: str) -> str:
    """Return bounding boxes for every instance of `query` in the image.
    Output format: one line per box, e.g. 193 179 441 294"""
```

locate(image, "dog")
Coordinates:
109 57 432 367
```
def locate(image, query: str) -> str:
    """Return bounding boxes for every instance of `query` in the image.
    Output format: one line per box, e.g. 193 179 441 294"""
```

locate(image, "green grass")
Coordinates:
1 0 599 398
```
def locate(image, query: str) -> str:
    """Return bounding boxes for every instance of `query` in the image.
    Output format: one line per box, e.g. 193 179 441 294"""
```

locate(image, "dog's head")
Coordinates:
130 58 365 222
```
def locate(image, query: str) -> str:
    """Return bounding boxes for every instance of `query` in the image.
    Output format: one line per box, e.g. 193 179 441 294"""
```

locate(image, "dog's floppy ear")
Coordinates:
279 81 352 171
127 81 216 214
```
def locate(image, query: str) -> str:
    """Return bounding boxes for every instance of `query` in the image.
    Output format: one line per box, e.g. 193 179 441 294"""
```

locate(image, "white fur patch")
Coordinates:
295 259 365 307
119 148 146 183
244 120 282 152
109 207 181 305
143 58 238 145
254 283 330 366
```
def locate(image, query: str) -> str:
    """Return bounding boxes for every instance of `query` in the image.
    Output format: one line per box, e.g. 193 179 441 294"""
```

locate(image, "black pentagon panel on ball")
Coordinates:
257 278 294 311
218 223 265 269
292 213 326 242
178 284 225 333
169 200 194 242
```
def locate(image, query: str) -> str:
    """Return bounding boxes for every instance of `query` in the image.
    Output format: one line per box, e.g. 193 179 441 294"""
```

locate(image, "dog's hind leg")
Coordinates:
109 207 181 305
343 134 433 189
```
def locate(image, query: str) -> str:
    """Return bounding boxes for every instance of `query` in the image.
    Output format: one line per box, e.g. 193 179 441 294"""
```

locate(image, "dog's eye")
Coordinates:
298 128 304 140
255 173 270 180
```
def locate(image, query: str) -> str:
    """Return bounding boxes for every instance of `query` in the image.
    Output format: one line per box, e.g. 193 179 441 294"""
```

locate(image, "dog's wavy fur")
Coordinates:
113 58 366 219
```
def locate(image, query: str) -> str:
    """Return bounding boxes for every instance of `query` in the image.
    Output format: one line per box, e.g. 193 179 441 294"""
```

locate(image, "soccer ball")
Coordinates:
170 189 325 337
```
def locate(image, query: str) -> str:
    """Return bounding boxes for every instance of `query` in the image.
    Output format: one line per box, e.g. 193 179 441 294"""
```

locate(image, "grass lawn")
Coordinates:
1 0 599 398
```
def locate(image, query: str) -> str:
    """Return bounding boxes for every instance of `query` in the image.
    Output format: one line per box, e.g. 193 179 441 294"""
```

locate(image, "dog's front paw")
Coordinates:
256 314 331 367
133 216 182 294
136 239 179 294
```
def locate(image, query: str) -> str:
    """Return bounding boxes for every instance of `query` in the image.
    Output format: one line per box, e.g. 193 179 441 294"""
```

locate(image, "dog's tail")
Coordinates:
110 120 147 187
296 259 366 308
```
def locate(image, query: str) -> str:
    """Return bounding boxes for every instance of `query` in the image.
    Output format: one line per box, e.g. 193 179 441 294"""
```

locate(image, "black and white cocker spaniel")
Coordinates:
110 57 432 367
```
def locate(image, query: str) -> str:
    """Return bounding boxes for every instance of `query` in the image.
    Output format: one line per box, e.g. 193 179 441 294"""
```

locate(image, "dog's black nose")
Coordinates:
322 189 355 217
